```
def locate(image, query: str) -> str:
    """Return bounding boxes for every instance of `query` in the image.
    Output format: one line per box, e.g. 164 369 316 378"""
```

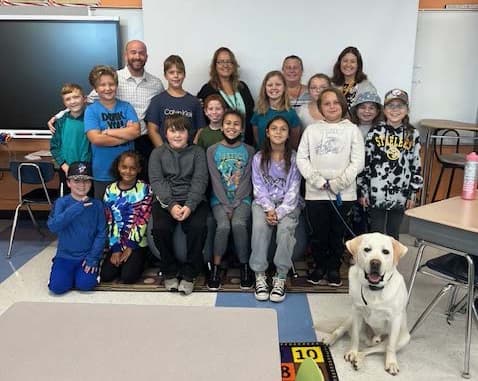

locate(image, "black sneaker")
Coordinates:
207 264 221 291
240 263 254 289
327 270 343 287
307 268 326 285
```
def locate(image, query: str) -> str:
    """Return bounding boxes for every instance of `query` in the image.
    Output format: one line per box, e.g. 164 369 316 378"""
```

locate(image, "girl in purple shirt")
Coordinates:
249 116 303 302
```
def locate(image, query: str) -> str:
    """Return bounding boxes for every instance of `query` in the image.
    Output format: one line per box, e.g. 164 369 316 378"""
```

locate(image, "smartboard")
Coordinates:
143 0 419 103
411 10 478 124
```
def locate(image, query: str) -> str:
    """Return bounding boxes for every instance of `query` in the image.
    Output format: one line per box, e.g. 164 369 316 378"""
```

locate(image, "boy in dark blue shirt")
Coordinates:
47 162 106 294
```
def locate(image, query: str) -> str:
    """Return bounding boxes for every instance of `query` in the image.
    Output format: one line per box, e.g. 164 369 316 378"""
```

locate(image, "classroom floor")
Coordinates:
0 219 477 380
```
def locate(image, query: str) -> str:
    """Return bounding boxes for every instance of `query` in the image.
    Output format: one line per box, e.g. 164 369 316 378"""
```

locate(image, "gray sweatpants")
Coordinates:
249 202 300 275
212 203 251 263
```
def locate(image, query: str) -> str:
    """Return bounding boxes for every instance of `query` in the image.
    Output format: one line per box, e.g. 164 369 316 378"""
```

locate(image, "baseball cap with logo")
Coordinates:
384 88 409 106
67 161 93 180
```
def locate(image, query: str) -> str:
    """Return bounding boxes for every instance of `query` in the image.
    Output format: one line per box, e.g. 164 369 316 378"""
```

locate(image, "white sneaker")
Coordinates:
254 274 269 301
269 276 286 303
178 279 195 295
164 277 179 291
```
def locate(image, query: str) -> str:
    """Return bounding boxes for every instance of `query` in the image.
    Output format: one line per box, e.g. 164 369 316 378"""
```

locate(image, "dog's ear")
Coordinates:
345 236 362 258
392 238 408 264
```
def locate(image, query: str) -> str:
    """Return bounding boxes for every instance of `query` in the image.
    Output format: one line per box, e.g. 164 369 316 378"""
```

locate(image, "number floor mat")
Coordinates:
280 341 339 381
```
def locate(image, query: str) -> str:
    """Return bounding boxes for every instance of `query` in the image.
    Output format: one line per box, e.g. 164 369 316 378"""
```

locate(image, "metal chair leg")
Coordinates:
446 285 459 323
407 242 426 305
26 204 44 237
7 203 22 259
462 255 474 379
410 283 454 335
446 168 456 200
431 166 445 202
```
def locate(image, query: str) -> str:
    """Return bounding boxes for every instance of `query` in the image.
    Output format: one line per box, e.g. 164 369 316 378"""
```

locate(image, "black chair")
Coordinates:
408 243 477 378
431 129 466 202
6 161 59 259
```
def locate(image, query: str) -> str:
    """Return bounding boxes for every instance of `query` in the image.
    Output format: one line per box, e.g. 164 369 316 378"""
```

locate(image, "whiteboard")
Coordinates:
143 0 418 102
411 10 478 124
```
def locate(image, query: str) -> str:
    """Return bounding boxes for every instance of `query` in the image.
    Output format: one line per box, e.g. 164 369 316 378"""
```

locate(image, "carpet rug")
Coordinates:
96 260 349 293
280 341 339 381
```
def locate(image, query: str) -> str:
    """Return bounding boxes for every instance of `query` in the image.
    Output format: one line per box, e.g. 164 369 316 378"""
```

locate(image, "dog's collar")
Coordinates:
361 273 394 305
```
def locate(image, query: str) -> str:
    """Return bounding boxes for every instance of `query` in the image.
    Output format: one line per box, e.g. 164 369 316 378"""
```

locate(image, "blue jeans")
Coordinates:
212 203 251 263
48 257 98 294
249 202 300 275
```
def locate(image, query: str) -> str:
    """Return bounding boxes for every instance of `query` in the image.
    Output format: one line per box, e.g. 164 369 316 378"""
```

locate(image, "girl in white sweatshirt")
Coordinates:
296 87 364 287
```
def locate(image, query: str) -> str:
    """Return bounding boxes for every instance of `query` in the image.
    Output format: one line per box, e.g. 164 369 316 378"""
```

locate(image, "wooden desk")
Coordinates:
419 119 478 205
406 196 478 254
0 302 281 381
406 197 477 378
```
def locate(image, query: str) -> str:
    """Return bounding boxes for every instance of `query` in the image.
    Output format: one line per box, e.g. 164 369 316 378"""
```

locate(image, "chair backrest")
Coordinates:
433 128 461 159
9 161 56 184
9 161 57 205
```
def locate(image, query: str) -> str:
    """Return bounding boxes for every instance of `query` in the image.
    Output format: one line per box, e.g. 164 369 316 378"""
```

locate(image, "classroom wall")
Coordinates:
143 0 419 111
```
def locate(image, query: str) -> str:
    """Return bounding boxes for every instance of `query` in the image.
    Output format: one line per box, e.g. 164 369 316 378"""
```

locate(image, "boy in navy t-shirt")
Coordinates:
146 55 205 147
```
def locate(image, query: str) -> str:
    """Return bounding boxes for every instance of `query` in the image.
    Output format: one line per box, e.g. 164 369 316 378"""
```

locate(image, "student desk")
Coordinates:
0 302 281 381
406 197 478 378
419 119 478 205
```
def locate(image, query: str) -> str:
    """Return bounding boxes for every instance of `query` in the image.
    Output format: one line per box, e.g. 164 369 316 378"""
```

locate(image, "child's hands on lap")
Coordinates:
120 248 133 263
177 206 191 221
170 204 183 220
265 210 278 226
110 252 122 267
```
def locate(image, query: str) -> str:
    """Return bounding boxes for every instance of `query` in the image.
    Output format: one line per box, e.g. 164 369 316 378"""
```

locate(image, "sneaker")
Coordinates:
270 275 286 303
307 268 326 285
164 277 179 291
178 279 195 295
254 273 269 301
327 270 343 287
240 263 254 289
207 264 221 291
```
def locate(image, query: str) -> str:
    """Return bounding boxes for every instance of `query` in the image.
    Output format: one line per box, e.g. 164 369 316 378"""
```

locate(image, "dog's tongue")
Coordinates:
367 273 382 284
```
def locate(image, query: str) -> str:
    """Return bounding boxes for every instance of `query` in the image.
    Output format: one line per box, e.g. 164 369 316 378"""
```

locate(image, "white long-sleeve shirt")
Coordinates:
296 119 365 201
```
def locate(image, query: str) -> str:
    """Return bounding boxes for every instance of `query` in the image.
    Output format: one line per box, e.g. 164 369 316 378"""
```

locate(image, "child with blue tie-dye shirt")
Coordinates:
101 150 152 284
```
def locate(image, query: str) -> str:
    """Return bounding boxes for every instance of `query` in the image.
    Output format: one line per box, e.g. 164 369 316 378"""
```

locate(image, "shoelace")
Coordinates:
271 278 285 295
255 276 268 293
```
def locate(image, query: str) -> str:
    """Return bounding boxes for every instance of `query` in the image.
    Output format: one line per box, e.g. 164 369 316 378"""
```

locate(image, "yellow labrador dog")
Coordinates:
322 233 410 375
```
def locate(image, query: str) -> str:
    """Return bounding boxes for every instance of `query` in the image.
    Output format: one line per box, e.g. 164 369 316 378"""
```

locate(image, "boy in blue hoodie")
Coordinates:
47 161 106 294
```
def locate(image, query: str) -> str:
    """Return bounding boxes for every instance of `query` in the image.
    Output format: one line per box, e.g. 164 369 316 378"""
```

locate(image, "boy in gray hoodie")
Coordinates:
149 114 209 295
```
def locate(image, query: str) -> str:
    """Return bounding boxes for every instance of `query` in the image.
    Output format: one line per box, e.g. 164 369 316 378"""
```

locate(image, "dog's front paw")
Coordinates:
345 351 364 370
385 355 400 375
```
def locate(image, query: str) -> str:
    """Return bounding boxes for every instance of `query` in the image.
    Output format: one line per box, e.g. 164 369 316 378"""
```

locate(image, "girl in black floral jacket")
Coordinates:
357 89 423 240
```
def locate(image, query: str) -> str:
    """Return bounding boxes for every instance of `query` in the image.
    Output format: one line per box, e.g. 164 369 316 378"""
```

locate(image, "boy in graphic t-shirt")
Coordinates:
84 65 140 199
146 55 205 147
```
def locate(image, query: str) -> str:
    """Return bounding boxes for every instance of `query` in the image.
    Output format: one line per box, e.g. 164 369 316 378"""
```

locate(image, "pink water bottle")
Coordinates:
462 152 478 200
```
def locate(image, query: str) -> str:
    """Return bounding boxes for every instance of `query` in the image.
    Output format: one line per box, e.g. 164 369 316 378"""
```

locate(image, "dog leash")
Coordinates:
324 180 356 238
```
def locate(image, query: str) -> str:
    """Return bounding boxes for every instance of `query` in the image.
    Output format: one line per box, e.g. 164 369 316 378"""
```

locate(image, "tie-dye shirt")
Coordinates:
103 180 153 253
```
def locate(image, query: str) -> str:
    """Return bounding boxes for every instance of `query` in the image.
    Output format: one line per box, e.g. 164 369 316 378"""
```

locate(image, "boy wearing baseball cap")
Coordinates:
47 161 106 294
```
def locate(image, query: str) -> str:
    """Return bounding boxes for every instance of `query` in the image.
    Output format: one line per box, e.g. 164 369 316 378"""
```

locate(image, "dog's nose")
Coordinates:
370 259 381 272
